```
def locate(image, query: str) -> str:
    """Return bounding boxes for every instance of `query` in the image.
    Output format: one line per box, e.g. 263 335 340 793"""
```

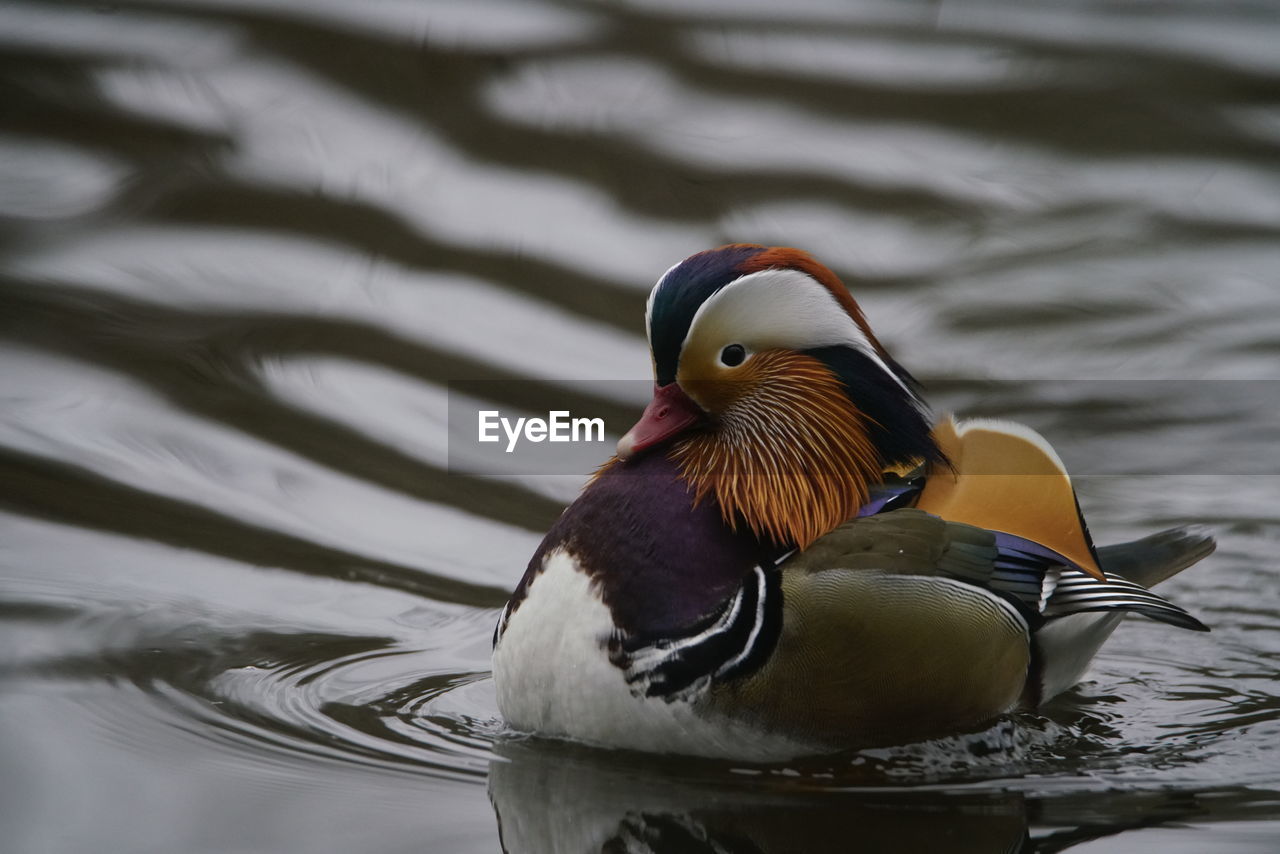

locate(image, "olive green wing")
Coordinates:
785 507 1205 629
702 509 1034 749
784 507 1052 615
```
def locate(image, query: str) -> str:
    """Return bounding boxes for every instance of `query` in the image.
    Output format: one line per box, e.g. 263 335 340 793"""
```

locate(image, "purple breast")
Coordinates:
508 451 772 637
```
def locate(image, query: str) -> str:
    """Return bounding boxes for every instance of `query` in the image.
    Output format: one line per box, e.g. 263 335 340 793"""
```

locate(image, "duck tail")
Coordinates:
1030 527 1214 704
1096 526 1216 589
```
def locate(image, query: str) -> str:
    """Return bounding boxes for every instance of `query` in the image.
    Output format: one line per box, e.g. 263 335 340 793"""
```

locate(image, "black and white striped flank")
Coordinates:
609 565 783 701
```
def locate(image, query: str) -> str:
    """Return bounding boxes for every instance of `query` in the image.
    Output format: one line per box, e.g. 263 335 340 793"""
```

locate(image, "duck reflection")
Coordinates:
488 739 1029 854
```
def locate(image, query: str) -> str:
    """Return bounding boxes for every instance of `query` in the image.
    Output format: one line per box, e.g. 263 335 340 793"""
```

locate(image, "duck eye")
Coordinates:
719 344 746 367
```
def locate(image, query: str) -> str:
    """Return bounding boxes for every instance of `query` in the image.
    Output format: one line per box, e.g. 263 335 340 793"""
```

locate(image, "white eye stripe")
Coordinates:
682 268 908 392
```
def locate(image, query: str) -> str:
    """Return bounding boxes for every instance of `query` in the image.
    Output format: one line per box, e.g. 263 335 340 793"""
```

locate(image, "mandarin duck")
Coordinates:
492 244 1214 760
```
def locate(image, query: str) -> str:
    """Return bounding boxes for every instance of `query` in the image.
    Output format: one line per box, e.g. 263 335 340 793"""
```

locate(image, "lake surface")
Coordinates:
2 1 1279 851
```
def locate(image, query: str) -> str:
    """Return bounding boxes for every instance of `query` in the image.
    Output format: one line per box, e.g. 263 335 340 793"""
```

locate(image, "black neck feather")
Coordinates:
804 345 944 471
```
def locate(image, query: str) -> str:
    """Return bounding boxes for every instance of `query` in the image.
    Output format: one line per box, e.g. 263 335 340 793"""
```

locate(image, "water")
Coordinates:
2 1 1279 851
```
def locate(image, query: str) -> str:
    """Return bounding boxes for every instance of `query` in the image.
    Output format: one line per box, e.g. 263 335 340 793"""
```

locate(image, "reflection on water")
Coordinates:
490 741 1032 853
2 0 1279 852
490 735 1280 854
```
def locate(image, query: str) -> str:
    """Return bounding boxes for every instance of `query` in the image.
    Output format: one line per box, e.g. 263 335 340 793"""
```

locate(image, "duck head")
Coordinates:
615 244 943 549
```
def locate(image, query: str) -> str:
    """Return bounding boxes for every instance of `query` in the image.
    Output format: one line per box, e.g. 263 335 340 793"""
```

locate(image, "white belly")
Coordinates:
492 548 810 760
